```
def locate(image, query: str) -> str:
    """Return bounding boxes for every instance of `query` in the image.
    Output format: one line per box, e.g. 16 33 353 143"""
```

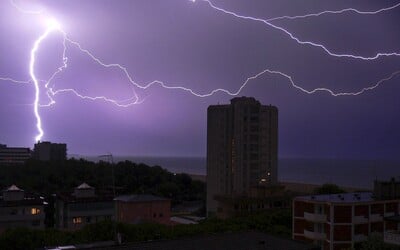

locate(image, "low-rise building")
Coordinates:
0 185 45 232
374 178 400 246
115 194 171 225
55 183 115 230
293 192 400 250
0 144 31 165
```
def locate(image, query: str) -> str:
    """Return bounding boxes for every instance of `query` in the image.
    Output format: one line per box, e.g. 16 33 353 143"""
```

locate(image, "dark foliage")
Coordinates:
0 209 292 250
313 183 345 195
0 159 205 205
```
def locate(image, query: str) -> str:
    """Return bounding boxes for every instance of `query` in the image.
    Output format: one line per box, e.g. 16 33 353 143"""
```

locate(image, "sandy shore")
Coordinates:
189 174 370 193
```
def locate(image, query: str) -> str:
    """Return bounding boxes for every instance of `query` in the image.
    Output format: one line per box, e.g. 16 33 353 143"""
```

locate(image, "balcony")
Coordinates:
370 214 383 222
0 213 45 221
385 212 395 217
304 212 327 222
353 234 367 242
304 229 326 240
384 231 400 246
353 215 368 224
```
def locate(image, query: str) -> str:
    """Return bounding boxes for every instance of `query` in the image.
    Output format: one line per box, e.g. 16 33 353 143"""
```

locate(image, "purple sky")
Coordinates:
1 0 400 159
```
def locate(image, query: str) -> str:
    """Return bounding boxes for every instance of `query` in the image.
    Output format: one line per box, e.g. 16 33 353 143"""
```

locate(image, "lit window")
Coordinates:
31 208 40 215
73 217 82 224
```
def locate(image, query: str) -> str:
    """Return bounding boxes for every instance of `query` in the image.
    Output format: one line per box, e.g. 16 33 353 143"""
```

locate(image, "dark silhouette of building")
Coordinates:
33 141 67 161
374 177 400 200
55 183 115 230
206 97 278 216
0 185 45 233
0 144 31 165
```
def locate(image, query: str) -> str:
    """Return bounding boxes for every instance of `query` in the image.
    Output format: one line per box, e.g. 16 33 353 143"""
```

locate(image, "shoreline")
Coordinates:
188 174 371 193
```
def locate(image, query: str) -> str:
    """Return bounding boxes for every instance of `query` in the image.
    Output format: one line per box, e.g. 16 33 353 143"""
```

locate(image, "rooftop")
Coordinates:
76 182 93 190
114 194 169 203
296 192 376 203
5 184 23 192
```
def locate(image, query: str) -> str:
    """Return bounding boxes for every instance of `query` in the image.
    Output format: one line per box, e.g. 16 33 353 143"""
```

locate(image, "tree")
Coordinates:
314 183 345 195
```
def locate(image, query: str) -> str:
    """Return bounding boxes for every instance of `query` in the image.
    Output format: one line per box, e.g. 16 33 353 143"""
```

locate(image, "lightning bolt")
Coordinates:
266 2 400 22
29 23 61 141
0 77 31 84
2 0 400 143
194 0 400 60
10 0 43 15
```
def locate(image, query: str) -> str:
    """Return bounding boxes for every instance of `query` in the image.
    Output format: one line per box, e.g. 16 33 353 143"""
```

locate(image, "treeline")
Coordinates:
0 159 205 204
0 209 292 250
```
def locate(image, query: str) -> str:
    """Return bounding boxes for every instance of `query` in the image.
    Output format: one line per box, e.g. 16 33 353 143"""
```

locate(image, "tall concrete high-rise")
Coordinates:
206 97 278 216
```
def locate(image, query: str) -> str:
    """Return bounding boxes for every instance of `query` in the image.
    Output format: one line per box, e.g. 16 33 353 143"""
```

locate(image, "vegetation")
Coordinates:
0 159 205 204
313 183 345 195
0 209 292 250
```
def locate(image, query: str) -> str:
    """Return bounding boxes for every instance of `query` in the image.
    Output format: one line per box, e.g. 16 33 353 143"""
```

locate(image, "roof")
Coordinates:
385 215 400 222
82 231 318 250
76 183 93 189
6 185 23 192
114 194 169 203
295 192 375 203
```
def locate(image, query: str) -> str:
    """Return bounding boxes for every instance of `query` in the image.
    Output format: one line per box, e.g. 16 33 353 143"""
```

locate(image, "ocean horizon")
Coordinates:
70 155 400 190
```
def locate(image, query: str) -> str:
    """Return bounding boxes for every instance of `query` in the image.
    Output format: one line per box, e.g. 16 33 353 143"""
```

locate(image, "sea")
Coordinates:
74 156 400 190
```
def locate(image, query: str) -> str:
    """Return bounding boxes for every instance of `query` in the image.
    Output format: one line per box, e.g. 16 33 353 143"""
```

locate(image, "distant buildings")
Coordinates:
206 97 278 216
0 144 31 165
115 195 171 225
0 185 45 232
374 177 400 200
55 183 172 230
293 179 400 249
33 141 67 161
55 183 115 230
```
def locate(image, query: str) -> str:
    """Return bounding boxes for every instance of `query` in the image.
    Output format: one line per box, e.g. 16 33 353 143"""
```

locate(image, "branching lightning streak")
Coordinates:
0 77 31 84
196 0 400 60
4 0 400 142
266 2 400 22
10 0 43 15
62 37 400 97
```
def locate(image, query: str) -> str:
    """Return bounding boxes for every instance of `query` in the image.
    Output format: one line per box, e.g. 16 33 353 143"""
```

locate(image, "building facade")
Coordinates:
293 192 400 250
0 144 31 165
115 195 171 225
0 185 45 232
206 97 278 216
55 183 115 230
33 141 67 161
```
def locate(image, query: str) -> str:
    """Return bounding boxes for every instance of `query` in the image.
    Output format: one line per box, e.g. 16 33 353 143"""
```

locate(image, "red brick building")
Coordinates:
115 195 171 225
293 192 400 250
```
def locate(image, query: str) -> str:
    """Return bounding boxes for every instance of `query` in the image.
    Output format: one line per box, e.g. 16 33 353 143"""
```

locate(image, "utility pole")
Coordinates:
98 153 120 244
98 154 116 198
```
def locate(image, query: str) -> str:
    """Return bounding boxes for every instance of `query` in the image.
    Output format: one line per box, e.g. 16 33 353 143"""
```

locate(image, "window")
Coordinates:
159 213 163 218
86 217 91 223
32 220 40 226
73 217 82 224
31 208 40 215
